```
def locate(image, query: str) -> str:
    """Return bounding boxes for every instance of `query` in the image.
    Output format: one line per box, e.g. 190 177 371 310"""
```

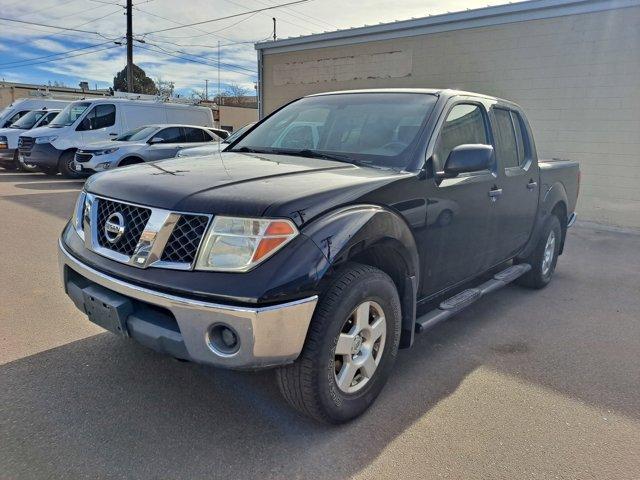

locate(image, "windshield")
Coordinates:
113 126 157 141
231 93 437 169
10 110 46 129
223 123 254 144
50 102 90 127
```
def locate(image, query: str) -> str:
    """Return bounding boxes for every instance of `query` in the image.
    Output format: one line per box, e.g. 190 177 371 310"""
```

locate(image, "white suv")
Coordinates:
73 124 222 174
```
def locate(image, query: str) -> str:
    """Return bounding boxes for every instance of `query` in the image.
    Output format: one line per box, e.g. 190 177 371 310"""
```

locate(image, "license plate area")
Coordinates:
82 285 133 337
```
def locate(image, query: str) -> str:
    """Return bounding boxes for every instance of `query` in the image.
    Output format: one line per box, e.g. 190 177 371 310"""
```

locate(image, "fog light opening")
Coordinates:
207 324 240 356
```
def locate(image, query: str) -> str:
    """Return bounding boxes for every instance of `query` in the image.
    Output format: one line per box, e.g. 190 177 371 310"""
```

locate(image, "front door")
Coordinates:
147 127 185 161
419 102 500 297
78 104 117 145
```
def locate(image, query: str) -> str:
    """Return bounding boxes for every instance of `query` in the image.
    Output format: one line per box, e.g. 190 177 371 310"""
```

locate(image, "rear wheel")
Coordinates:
277 263 401 424
516 215 562 289
58 150 82 178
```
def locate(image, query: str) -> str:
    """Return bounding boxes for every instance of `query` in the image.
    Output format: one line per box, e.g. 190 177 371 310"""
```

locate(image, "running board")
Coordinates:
415 263 531 333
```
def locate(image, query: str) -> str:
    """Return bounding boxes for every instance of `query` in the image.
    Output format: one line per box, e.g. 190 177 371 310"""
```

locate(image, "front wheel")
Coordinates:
58 151 82 178
277 263 401 424
516 215 562 289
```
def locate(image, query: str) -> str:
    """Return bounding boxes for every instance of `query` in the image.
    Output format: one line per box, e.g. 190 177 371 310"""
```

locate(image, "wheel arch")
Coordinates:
303 205 419 349
116 155 145 167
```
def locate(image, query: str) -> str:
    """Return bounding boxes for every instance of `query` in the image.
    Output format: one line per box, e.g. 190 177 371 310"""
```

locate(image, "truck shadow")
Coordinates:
2 256 639 479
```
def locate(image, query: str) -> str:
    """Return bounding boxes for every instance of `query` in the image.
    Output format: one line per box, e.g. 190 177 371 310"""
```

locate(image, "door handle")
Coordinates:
488 188 503 198
527 180 537 190
108 133 118 136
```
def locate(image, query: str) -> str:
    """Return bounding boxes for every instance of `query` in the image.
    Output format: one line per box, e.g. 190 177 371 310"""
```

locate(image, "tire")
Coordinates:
516 215 562 289
277 263 401 424
16 151 39 173
58 150 82 178
118 157 143 168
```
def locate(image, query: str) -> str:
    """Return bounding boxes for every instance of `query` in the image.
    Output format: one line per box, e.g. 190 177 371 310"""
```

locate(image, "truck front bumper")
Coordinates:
59 240 318 369
0 148 16 168
20 142 61 168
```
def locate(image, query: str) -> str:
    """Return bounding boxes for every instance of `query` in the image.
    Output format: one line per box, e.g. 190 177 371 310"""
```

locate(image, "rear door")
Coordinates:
488 107 538 261
419 100 500 296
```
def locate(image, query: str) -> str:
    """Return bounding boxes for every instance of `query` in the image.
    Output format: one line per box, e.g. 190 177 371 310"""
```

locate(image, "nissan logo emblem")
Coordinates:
104 212 126 243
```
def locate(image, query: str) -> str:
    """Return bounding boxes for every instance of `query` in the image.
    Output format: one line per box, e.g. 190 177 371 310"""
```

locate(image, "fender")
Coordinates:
303 204 420 348
303 204 419 277
519 180 568 260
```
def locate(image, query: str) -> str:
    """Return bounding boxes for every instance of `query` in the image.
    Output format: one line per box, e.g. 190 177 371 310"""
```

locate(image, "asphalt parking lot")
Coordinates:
1 171 639 479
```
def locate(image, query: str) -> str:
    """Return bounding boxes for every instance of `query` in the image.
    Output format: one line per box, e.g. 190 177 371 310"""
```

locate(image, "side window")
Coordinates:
39 112 58 126
152 127 183 143
4 110 29 127
433 103 488 169
493 108 519 168
511 111 527 165
183 127 207 143
80 104 116 130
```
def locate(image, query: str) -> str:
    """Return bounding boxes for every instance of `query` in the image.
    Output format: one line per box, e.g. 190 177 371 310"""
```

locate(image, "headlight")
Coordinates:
35 135 58 144
70 191 87 238
94 147 119 156
195 216 298 272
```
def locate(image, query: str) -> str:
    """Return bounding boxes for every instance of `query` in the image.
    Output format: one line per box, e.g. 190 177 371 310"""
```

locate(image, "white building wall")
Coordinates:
261 6 640 228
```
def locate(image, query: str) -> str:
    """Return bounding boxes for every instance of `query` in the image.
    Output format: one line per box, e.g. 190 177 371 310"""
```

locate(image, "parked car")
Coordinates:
73 124 223 174
176 122 255 158
208 127 230 140
59 89 579 424
0 98 69 129
0 108 61 171
18 98 214 177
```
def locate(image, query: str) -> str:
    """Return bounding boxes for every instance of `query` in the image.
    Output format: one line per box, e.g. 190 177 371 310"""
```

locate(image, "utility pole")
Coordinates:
217 41 221 104
126 0 133 93
205 79 208 101
272 17 277 41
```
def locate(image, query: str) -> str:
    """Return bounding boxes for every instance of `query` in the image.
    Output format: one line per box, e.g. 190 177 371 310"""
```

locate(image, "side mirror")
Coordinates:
148 137 163 144
442 144 493 177
78 118 91 131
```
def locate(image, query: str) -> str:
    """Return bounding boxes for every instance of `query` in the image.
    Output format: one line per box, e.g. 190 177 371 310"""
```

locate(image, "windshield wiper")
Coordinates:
231 146 267 154
276 149 364 166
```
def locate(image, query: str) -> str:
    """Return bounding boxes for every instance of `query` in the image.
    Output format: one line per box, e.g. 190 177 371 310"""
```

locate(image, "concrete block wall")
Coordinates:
261 6 640 228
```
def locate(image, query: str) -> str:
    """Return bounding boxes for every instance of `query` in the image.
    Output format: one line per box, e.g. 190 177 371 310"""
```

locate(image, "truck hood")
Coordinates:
21 125 58 138
85 152 411 225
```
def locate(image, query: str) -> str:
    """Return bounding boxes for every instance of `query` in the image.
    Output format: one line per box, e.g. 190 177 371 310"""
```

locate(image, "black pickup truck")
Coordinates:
59 89 579 423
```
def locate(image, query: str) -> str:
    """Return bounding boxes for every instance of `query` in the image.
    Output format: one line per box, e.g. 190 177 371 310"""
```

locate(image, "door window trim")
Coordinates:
492 106 532 175
428 98 498 184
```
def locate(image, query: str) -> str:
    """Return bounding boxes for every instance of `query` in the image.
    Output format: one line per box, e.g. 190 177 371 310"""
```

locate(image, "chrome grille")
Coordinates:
161 214 209 264
75 152 93 163
18 136 34 155
96 198 151 256
84 194 211 270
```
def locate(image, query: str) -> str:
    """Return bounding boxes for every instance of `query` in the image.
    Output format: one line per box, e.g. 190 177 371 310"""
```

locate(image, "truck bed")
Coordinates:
539 159 580 216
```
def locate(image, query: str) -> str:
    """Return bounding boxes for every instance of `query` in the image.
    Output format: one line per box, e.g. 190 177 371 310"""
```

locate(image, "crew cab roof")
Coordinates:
306 88 520 109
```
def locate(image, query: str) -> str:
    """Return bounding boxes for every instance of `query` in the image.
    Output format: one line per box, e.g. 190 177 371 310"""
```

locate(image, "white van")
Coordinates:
0 108 63 170
18 98 214 177
0 98 70 129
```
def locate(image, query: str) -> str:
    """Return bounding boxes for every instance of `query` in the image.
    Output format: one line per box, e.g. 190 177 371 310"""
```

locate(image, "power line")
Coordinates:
0 44 121 70
0 16 107 36
140 42 256 74
10 9 124 48
0 40 121 67
142 0 313 35
136 44 257 78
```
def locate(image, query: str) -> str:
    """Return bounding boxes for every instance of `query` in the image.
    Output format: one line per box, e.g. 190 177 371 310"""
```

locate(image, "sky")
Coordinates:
0 0 514 97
